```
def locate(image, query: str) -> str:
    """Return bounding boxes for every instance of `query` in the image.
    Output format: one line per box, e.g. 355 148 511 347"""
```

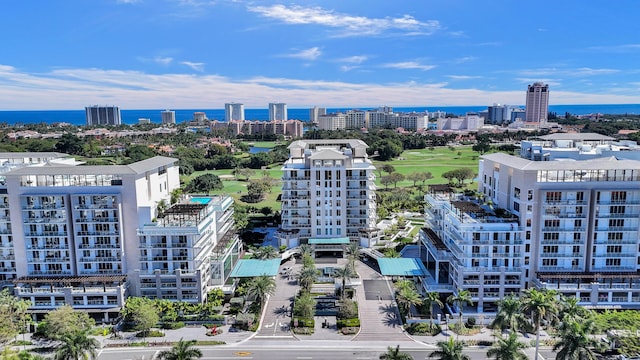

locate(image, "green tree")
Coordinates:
380 175 394 190
557 296 589 323
296 266 318 293
372 139 403 161
395 287 422 319
472 140 491 154
428 337 470 360
121 297 159 339
333 266 357 300
54 331 100 360
185 173 223 194
38 305 95 340
252 245 279 260
486 332 528 360
125 144 156 162
423 291 444 326
521 289 559 360
490 295 527 335
155 338 202 360
382 164 396 175
553 319 599 360
379 345 414 360
344 242 360 271
246 275 276 309
389 172 405 188
394 279 416 294
0 289 32 346
54 134 85 155
447 289 474 332
293 292 315 319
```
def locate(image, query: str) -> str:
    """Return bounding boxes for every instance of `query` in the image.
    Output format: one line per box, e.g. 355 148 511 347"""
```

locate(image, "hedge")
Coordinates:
293 317 315 328
337 318 360 328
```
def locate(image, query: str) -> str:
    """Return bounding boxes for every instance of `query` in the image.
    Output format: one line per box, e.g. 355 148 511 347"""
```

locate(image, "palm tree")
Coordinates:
553 319 600 360
521 289 559 360
252 245 279 260
298 244 313 258
446 289 474 333
296 266 318 292
54 331 100 360
423 291 444 326
156 338 202 360
394 279 416 294
333 266 357 300
428 337 470 360
490 295 527 335
344 242 360 270
558 296 589 323
246 275 276 309
379 345 414 360
395 287 422 320
486 332 528 360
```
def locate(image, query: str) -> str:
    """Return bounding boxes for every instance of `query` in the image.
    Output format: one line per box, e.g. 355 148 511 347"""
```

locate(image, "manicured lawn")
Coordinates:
243 141 279 148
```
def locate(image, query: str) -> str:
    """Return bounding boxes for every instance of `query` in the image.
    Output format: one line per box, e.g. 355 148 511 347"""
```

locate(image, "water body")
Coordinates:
248 147 271 154
1 104 639 126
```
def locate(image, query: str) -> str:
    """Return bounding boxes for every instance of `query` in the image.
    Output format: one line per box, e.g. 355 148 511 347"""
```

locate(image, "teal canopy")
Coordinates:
229 259 280 277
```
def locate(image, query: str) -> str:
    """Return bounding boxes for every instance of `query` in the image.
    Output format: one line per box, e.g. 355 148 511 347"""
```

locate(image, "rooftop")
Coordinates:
229 259 280 278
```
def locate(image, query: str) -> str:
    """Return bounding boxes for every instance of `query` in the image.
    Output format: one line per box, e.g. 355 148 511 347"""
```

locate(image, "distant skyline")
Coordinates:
1 0 640 110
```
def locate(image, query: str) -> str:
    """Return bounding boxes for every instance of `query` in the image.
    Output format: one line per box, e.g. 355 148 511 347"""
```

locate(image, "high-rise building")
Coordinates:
420 152 640 311
525 82 549 123
277 140 379 251
1 155 241 320
161 110 176 125
309 106 326 124
85 105 121 126
224 103 245 121
268 103 287 121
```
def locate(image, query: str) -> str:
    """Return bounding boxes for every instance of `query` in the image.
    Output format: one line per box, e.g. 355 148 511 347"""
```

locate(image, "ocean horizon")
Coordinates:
1 104 639 126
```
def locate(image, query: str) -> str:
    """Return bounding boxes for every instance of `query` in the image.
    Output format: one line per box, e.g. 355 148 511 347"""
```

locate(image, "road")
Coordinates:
97 344 557 360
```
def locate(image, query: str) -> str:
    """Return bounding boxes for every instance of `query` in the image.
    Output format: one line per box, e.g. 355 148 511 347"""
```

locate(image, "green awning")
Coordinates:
308 237 350 245
377 258 427 277
229 259 280 277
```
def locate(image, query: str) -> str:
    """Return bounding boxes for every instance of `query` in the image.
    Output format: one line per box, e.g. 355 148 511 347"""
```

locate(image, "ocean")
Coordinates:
0 104 639 126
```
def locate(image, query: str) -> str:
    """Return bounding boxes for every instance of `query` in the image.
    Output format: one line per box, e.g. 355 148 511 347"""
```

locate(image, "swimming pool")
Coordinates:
190 197 211 204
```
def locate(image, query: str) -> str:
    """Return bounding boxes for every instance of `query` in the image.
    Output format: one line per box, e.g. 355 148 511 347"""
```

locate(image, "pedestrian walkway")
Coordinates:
255 257 298 339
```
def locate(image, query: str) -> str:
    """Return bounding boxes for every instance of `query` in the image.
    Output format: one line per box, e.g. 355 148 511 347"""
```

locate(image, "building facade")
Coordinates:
277 140 379 250
224 103 245 122
85 105 122 126
309 106 327 125
161 110 176 125
268 103 287 121
525 82 549 123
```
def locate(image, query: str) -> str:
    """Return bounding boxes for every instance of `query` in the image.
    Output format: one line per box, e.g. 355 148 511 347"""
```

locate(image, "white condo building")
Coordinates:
268 103 287 121
224 103 245 121
277 140 379 252
0 155 241 320
309 106 327 125
161 110 176 125
421 153 640 311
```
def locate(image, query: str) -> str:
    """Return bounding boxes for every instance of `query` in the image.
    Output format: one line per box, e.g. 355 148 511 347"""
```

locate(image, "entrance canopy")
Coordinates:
308 237 350 245
229 259 280 278
377 258 427 277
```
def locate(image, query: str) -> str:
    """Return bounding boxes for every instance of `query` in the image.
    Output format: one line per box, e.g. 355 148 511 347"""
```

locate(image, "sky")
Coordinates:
1 0 640 110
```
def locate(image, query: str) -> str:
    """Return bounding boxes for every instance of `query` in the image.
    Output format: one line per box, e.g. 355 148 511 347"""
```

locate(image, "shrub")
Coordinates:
336 318 360 328
340 327 359 335
405 322 441 336
135 329 165 338
337 299 358 319
292 327 314 335
161 322 185 330
466 316 476 328
293 317 315 328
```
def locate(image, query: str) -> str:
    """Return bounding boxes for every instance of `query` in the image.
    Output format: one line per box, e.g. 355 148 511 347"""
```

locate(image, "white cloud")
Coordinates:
247 4 440 37
180 61 205 72
283 47 322 61
516 67 619 77
446 75 483 80
383 61 436 71
0 64 639 110
116 0 141 3
338 55 368 64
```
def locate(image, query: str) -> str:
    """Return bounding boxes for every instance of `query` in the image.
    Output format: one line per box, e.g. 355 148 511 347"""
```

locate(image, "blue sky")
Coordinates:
1 0 640 110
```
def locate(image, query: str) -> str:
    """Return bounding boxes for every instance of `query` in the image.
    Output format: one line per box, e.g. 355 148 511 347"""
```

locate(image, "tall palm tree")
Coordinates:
296 266 318 292
395 287 422 320
428 337 470 360
446 289 474 332
333 266 357 300
394 279 416 294
344 242 360 271
490 295 527 335
246 275 276 309
521 288 559 360
379 345 414 360
298 244 313 258
554 319 600 360
486 332 528 360
423 291 444 326
54 331 100 360
557 296 589 324
156 338 202 360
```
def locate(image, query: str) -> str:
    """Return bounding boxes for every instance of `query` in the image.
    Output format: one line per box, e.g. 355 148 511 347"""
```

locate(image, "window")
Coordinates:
542 245 558 253
610 206 625 214
542 259 558 266
611 191 627 203
513 202 520 211
514 187 521 199
546 191 562 202
544 219 560 228
606 245 622 253
576 192 584 202
527 190 533 201
609 219 624 228
606 258 621 266
543 233 559 241
607 232 623 241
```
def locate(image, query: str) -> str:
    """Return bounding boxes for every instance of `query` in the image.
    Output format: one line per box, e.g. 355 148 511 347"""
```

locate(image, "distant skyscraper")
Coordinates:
85 105 121 126
268 103 287 121
225 103 245 121
525 82 549 123
309 106 326 124
161 110 176 125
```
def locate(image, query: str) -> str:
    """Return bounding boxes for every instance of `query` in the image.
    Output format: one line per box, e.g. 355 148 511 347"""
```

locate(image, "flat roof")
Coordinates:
308 237 350 245
5 156 177 176
482 152 640 170
377 258 427 277
229 259 280 278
